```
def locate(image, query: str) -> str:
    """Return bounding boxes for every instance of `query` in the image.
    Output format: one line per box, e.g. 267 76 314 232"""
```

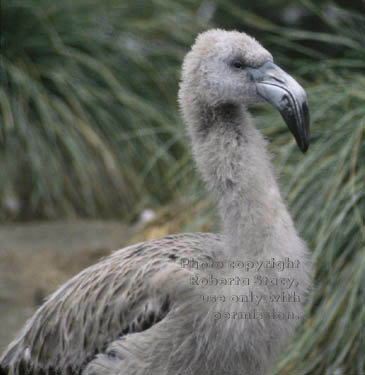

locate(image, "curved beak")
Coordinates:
248 61 310 153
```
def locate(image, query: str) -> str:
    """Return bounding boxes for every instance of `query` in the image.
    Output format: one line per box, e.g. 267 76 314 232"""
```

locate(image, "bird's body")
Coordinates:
1 29 312 375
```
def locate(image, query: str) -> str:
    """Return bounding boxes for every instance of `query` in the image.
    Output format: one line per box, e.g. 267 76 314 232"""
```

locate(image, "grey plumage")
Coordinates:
0 29 312 375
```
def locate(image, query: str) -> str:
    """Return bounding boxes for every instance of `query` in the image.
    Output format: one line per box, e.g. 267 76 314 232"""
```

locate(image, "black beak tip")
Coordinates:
292 101 310 153
299 141 309 154
299 102 310 153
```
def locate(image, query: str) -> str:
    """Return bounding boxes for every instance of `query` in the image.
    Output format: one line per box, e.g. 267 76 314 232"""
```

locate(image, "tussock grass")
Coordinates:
0 0 210 219
269 74 365 375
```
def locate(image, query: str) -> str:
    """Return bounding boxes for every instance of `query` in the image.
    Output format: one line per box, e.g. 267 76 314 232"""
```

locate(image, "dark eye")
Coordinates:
232 60 245 69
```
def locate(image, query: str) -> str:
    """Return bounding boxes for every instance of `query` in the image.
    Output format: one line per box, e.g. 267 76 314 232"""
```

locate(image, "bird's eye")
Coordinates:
232 60 245 69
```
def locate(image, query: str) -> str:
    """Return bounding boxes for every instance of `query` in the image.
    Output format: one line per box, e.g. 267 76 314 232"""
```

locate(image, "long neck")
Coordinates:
183 99 295 258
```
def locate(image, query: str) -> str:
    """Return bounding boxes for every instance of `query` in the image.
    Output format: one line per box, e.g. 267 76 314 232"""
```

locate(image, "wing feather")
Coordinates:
0 233 221 375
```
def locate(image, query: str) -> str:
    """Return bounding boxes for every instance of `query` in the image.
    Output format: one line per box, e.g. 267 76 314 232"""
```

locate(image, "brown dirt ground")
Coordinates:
0 220 131 352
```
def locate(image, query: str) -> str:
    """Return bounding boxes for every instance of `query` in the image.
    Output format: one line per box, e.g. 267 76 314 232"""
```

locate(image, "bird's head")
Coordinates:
179 29 310 152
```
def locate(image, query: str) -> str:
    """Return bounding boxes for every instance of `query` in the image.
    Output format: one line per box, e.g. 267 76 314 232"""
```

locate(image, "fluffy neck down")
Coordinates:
181 98 296 259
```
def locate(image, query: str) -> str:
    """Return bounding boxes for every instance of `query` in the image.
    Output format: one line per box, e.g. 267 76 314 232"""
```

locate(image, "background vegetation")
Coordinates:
1 0 364 374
